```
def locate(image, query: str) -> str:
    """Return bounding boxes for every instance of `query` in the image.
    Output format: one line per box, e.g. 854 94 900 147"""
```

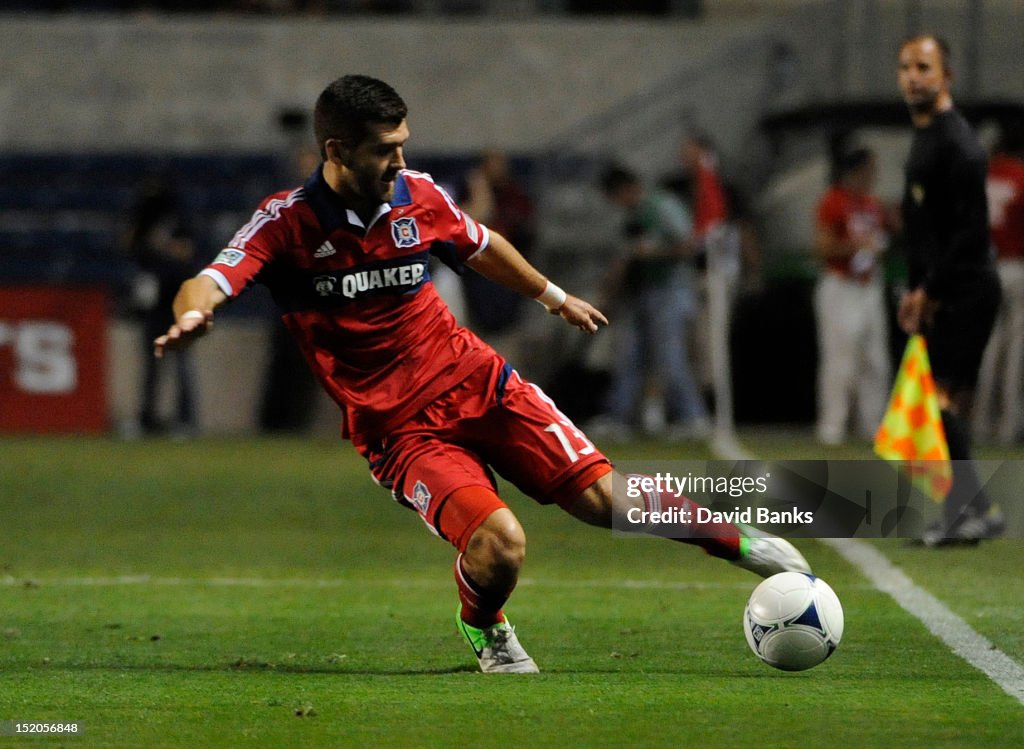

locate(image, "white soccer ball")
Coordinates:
743 571 844 671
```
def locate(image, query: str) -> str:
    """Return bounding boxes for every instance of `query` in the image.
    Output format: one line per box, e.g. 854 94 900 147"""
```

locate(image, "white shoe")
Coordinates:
457 614 539 674
731 525 812 578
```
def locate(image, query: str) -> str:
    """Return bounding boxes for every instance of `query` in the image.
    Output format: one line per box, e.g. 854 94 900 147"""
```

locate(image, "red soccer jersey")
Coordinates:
815 184 886 278
200 168 495 445
987 154 1024 260
693 158 729 239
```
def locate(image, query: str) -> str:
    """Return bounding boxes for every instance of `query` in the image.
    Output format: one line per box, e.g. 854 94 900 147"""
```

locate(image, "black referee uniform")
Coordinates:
903 108 1001 388
902 107 1002 541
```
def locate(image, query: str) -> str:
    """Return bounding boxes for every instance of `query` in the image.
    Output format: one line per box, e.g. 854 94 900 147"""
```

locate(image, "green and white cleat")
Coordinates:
732 524 812 578
457 610 539 674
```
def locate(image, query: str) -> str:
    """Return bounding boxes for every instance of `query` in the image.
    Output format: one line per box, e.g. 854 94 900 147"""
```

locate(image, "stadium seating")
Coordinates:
0 151 536 316
0 153 282 312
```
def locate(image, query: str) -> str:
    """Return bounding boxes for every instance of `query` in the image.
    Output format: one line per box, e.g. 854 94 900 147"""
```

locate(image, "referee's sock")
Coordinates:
940 409 990 528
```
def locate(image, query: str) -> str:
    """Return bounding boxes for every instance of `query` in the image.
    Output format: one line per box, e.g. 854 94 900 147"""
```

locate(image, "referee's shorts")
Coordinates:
924 267 1002 394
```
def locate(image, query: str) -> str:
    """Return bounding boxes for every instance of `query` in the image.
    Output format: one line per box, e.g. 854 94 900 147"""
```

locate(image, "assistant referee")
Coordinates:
896 34 1004 545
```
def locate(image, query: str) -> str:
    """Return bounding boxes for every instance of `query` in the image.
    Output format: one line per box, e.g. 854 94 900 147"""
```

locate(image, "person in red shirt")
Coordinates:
154 75 810 673
974 122 1024 443
680 133 729 242
812 148 891 445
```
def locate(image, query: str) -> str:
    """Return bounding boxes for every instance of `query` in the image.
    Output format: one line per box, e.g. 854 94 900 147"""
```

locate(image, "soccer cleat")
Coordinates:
974 504 1006 539
732 524 812 578
918 505 1006 548
456 610 539 674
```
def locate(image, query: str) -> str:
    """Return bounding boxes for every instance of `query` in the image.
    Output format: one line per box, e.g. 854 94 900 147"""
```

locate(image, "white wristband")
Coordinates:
534 281 567 312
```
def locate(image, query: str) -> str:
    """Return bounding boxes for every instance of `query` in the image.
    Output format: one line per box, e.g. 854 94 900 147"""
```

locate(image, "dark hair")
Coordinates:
900 34 952 73
836 147 874 180
600 163 638 196
313 75 408 156
683 130 715 152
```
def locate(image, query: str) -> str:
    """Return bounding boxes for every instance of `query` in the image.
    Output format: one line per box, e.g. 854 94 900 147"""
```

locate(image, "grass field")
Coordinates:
1 433 1022 748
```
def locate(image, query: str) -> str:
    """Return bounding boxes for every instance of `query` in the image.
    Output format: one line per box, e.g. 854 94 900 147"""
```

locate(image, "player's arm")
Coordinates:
466 230 608 333
152 274 229 358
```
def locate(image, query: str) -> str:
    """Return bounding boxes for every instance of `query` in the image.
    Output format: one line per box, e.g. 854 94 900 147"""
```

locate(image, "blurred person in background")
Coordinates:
592 164 709 440
973 121 1024 445
679 132 729 243
812 147 891 446
456 149 536 357
124 174 199 438
895 34 1004 545
259 139 323 433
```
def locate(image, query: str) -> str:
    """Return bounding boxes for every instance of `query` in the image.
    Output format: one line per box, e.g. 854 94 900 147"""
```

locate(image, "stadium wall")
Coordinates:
5 10 1022 158
2 15 770 154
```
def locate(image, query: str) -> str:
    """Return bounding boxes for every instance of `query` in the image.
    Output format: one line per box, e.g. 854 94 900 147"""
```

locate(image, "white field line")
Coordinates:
0 575 748 592
823 538 1024 706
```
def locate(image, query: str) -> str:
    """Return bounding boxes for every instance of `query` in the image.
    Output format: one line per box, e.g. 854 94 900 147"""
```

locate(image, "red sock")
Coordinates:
629 473 742 560
455 554 510 629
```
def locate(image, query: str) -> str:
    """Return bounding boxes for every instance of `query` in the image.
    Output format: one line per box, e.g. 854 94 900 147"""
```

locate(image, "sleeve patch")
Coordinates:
213 248 247 267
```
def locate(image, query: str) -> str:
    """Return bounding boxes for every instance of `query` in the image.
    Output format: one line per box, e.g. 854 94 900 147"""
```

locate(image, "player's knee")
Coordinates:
465 508 526 581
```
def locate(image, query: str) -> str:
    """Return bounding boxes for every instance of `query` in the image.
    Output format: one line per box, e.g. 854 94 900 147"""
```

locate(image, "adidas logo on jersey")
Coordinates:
314 240 336 258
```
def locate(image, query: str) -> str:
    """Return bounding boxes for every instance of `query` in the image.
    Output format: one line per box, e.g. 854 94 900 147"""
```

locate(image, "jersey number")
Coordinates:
544 422 596 463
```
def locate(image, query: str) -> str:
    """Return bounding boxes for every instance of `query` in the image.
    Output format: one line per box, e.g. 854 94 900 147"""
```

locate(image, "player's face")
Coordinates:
345 119 410 204
898 39 949 114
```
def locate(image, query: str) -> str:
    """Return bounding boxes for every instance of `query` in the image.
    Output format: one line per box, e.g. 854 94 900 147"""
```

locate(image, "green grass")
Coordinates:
1 434 1022 747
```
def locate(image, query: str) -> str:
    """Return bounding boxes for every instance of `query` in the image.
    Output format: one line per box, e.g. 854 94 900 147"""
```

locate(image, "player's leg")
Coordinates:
854 281 890 440
814 275 855 445
452 504 540 672
560 470 810 577
924 274 1004 544
598 306 643 435
648 283 708 431
477 366 810 577
359 389 539 673
997 260 1024 443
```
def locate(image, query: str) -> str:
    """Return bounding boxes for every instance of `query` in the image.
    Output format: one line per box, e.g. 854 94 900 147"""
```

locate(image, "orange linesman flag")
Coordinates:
873 334 952 502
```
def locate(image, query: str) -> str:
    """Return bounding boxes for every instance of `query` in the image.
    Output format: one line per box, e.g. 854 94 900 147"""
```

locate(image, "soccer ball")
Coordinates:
743 571 844 671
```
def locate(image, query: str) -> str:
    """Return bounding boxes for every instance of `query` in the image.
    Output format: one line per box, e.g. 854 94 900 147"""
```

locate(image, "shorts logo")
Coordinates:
391 217 420 249
213 248 246 267
407 480 432 514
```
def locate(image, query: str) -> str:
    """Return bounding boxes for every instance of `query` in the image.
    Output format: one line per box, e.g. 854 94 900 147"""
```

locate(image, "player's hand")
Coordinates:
153 309 214 358
897 289 923 334
552 294 609 334
897 288 936 335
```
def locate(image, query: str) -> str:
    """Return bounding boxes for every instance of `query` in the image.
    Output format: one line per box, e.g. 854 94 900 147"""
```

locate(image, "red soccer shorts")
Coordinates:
357 356 611 550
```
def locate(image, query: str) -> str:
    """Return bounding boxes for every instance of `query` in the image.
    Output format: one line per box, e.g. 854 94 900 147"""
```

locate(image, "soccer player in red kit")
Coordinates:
155 75 810 673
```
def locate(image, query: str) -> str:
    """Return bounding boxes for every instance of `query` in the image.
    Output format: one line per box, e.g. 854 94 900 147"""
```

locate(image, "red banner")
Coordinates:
0 287 108 433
